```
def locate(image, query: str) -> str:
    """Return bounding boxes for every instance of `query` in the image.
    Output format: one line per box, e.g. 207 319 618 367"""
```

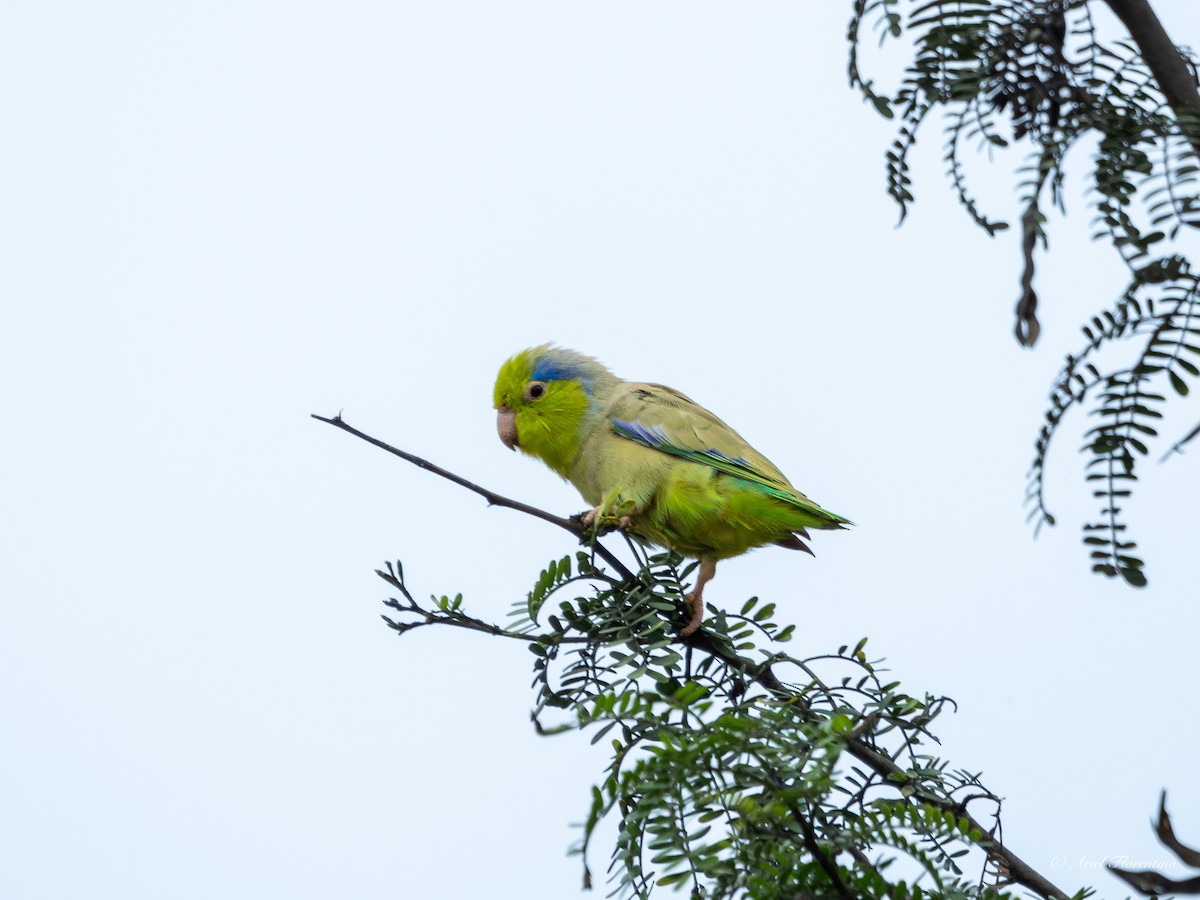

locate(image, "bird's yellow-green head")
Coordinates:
493 344 616 476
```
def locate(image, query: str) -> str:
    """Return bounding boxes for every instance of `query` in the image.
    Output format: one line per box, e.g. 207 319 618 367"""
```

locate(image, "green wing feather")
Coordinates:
605 383 850 528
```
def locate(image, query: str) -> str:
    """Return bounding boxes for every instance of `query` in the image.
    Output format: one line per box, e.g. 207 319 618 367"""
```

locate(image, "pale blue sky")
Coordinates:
2 3 1198 898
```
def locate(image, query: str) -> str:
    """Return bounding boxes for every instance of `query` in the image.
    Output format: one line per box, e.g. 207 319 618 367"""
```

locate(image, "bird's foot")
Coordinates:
574 506 623 539
679 591 705 637
578 499 635 537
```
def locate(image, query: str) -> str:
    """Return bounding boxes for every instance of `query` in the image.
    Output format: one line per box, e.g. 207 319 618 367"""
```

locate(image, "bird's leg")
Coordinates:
680 557 717 637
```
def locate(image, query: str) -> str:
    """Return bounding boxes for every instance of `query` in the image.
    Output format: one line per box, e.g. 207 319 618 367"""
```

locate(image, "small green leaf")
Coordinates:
1120 565 1148 587
752 603 776 622
656 871 690 887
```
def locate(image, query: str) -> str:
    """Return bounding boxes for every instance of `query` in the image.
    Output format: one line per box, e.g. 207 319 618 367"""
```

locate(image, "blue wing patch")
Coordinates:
612 419 754 468
611 419 668 448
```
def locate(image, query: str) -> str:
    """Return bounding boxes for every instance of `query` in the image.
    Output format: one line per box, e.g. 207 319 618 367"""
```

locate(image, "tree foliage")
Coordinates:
376 538 1089 900
849 0 1200 585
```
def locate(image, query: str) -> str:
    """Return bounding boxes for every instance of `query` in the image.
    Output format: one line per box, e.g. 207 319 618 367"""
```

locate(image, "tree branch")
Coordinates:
1106 0 1200 154
837 734 1070 900
313 412 797 690
317 412 1071 900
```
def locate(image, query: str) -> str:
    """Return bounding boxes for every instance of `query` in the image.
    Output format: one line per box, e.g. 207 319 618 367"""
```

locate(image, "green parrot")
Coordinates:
493 344 850 636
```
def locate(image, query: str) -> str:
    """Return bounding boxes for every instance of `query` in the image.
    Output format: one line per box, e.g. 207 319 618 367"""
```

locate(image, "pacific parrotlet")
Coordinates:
493 344 849 636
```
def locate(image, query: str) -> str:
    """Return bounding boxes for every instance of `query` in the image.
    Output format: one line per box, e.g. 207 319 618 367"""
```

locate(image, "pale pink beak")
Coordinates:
497 406 517 450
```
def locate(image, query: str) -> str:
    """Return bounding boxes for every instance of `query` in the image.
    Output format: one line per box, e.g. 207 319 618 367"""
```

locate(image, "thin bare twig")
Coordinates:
1160 419 1200 461
311 412 635 580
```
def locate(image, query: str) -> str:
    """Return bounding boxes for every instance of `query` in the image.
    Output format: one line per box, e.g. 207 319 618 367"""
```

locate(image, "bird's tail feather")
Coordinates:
775 533 816 556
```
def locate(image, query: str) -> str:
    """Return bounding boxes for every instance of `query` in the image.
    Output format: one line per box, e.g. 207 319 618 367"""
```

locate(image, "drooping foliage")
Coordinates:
378 542 1091 899
849 0 1200 584
1027 262 1200 586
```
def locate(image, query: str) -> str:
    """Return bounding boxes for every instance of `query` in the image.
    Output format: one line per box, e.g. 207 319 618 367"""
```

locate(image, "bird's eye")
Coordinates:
524 381 547 401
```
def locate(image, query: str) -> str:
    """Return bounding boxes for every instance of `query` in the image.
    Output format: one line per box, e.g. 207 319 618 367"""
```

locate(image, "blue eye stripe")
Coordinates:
531 363 572 382
531 358 594 395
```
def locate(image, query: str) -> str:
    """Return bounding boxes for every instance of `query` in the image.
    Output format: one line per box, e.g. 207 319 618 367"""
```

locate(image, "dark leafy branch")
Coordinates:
1107 0 1200 146
1108 790 1200 895
315 413 1090 900
848 0 1200 585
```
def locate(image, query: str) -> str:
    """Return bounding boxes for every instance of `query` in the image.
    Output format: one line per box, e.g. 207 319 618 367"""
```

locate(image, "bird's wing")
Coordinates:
604 382 848 525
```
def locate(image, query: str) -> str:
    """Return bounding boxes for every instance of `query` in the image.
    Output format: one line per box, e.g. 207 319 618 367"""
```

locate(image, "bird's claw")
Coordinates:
576 504 634 539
